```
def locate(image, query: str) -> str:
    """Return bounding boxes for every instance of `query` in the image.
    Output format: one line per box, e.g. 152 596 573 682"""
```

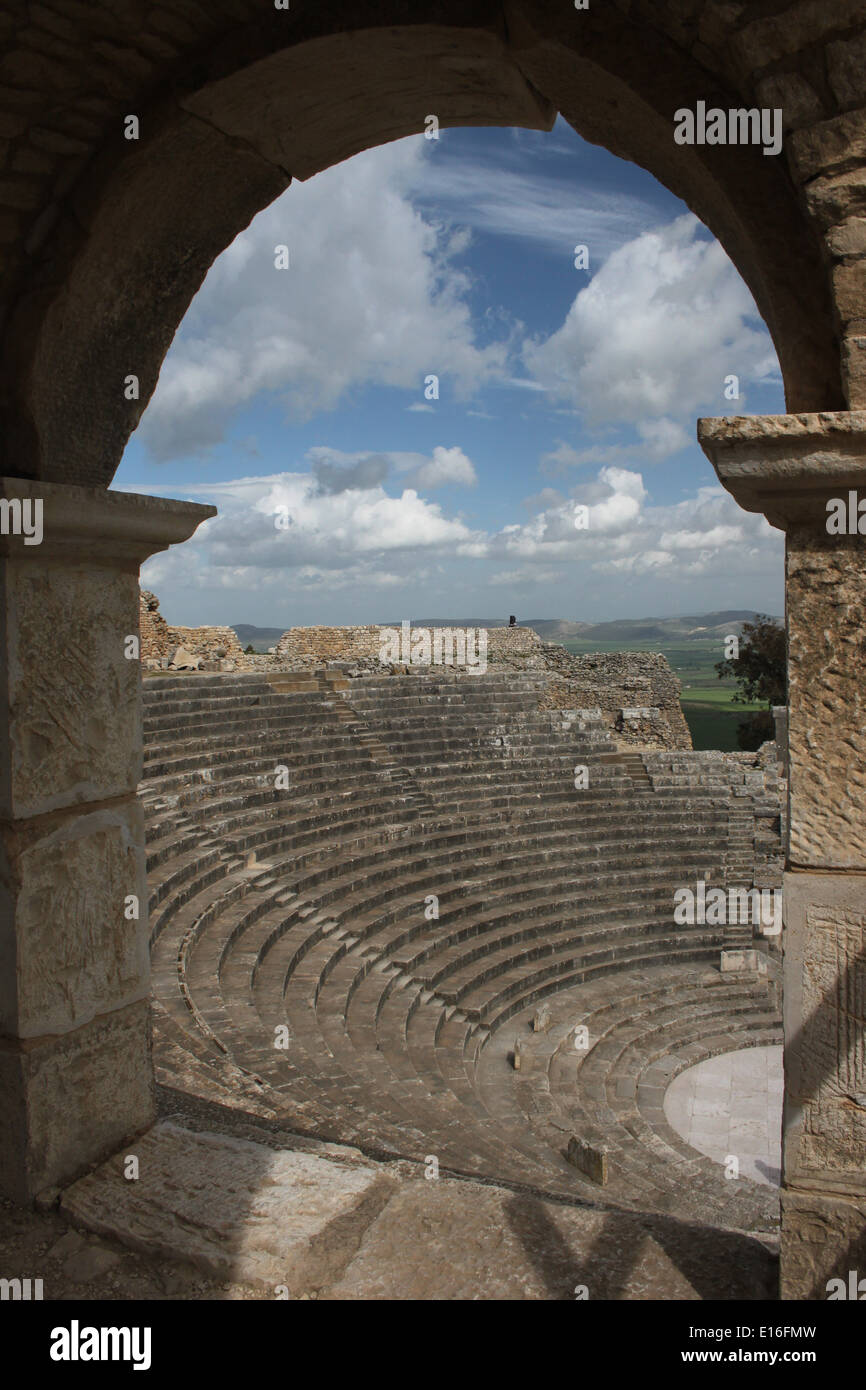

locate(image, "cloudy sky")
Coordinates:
116 118 785 628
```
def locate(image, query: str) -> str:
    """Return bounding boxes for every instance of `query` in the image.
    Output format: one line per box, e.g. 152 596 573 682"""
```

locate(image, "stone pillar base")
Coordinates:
781 1190 866 1300
0 1000 153 1203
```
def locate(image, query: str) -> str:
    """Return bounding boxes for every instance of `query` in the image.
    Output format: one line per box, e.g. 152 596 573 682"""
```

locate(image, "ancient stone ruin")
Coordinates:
140 591 693 749
1 0 865 1310
139 590 246 669
85 590 785 1291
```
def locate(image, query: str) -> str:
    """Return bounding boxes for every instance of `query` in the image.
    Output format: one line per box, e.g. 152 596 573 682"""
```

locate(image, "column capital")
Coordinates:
0 478 216 568
0 481 215 820
698 411 866 529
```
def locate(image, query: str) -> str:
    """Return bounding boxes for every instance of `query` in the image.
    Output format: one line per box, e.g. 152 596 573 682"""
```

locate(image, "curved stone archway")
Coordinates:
0 0 855 488
1 1 865 1302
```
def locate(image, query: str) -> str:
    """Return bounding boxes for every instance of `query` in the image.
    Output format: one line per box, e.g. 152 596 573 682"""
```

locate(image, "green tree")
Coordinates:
714 615 786 751
244 643 255 654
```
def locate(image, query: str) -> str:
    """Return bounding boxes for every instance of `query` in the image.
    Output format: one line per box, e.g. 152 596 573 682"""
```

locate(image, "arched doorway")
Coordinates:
1 3 863 1299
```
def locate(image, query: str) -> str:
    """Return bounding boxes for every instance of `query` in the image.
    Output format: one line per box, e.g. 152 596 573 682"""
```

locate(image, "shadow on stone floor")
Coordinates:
503 1193 778 1300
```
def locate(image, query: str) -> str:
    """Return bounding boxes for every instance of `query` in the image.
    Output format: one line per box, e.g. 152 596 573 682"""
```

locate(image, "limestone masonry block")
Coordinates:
782 872 866 1185
755 72 825 130
566 1135 610 1186
781 1189 866 1300
0 998 154 1203
4 565 140 818
826 32 866 109
60 1120 396 1293
168 645 202 670
786 531 866 868
789 109 866 185
826 216 866 259
0 800 148 1038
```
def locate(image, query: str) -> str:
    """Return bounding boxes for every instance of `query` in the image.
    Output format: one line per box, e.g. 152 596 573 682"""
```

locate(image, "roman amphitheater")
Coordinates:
137 594 788 1294
2 0 866 1304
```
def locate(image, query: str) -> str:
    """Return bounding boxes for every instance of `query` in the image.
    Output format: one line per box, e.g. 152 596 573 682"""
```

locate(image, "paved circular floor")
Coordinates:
663 1045 783 1188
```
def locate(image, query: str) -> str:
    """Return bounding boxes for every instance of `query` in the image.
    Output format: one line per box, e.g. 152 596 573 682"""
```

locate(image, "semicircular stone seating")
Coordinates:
142 668 782 1232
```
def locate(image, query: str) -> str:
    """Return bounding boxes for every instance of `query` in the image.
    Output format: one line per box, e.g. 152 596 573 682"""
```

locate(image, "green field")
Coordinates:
559 637 764 751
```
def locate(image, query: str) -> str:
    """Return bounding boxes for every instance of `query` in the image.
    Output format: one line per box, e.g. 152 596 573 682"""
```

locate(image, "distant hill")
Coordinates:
511 619 593 639
392 618 593 636
394 613 775 642
559 611 775 643
231 612 778 649
231 623 284 649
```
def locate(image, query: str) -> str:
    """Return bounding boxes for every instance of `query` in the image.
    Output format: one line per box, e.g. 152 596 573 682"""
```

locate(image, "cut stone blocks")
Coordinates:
781 871 866 1186
0 999 154 1203
60 1121 397 1293
721 949 767 975
566 1135 610 1186
781 1189 866 1300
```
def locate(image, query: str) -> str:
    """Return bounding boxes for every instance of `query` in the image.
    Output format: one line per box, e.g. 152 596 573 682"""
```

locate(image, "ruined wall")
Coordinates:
270 623 691 750
274 623 542 666
138 590 246 669
139 590 173 660
487 627 543 659
140 598 693 748
165 625 246 665
480 638 692 750
537 649 693 750
275 625 383 665
139 598 691 749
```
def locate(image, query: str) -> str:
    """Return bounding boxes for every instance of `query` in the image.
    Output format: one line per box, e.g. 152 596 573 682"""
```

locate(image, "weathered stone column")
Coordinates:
699 412 866 1300
0 479 214 1201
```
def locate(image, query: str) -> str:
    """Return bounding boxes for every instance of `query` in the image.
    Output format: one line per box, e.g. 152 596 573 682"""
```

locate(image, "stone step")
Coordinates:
141 668 783 1222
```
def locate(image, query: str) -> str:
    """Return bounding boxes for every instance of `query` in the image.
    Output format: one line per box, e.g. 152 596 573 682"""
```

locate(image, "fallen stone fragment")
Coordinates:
169 646 202 670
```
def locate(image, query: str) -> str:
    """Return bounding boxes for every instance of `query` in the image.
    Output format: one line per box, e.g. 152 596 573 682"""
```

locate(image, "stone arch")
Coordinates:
2 1 866 1300
0 2 852 489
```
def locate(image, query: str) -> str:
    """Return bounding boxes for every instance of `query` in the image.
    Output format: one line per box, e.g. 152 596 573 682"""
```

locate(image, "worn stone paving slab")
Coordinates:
54 1118 778 1301
663 1046 783 1186
321 1179 777 1301
59 1121 397 1293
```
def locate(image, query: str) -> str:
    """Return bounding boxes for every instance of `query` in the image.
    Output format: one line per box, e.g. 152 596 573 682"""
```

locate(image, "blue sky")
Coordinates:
117 118 785 628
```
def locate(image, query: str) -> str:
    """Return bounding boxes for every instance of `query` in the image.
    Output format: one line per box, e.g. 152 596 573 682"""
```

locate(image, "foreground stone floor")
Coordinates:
0 1118 778 1301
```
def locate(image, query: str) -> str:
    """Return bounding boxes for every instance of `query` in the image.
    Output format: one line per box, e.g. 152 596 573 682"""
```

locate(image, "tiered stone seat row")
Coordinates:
141 670 782 1222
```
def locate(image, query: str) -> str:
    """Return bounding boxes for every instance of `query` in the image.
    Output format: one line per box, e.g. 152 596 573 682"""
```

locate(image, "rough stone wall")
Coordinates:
138 590 245 668
165 625 245 664
275 622 542 666
488 643 692 750
139 590 173 660
141 601 692 749
275 625 384 665
486 626 542 659
538 649 693 750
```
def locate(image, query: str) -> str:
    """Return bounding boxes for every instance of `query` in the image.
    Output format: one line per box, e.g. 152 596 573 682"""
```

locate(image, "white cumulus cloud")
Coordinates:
135 140 510 460
523 213 779 444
